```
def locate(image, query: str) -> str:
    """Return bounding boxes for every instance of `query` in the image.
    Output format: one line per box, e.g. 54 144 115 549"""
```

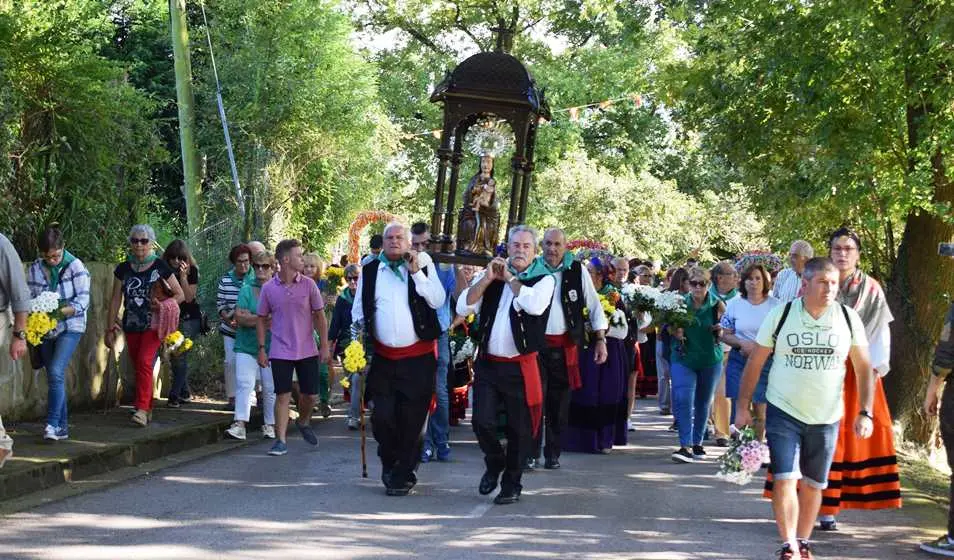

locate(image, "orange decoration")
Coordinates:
347 210 402 264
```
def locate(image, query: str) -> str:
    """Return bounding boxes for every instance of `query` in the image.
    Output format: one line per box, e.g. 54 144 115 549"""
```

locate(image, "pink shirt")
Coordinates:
257 272 324 360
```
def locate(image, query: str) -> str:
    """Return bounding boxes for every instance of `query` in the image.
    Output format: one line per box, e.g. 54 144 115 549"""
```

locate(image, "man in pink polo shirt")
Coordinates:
257 239 330 456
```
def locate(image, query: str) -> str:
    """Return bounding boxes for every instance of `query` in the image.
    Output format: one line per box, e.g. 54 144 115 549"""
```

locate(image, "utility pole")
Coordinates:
170 0 201 237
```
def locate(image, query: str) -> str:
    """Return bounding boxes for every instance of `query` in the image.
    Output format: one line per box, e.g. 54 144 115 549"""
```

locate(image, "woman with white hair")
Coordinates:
105 224 184 427
772 240 814 303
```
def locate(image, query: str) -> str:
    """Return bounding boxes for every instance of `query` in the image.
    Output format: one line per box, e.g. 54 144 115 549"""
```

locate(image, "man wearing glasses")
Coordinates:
410 222 457 463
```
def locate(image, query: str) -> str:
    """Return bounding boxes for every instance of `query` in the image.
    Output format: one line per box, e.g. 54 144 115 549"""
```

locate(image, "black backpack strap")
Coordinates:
772 301 793 346
840 304 854 339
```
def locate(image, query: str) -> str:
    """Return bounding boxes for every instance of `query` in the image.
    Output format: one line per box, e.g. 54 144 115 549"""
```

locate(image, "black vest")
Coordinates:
559 261 586 345
361 260 440 345
478 275 552 355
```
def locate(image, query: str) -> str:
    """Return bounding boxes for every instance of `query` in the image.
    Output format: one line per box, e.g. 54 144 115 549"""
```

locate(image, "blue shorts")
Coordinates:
765 403 840 489
724 349 770 403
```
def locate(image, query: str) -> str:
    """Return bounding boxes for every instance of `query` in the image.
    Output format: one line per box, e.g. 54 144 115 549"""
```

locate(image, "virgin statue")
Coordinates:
456 154 501 256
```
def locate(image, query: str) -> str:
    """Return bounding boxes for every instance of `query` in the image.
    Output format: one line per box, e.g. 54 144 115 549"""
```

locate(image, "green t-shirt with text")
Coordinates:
756 298 868 425
234 282 270 356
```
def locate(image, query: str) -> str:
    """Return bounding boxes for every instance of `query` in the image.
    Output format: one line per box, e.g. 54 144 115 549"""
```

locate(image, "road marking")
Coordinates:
465 502 493 518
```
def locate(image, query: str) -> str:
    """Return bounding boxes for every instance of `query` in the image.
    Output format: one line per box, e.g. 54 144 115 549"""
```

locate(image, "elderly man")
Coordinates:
772 240 814 303
709 260 739 446
736 257 873 560
458 225 556 504
352 222 445 496
0 233 29 467
528 228 607 470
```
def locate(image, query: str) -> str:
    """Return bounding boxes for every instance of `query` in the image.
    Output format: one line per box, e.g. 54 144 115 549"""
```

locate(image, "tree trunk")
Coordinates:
885 147 954 443
170 0 201 238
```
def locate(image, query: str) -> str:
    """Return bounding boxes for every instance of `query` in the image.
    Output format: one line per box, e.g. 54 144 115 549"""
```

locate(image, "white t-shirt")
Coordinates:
756 298 868 425
721 295 779 343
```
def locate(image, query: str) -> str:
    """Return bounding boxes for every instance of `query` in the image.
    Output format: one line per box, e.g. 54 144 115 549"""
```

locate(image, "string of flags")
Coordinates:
407 93 645 140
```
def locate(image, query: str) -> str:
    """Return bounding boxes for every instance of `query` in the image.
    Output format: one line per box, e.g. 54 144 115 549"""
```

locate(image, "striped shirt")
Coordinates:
771 267 802 304
216 270 246 337
27 257 91 335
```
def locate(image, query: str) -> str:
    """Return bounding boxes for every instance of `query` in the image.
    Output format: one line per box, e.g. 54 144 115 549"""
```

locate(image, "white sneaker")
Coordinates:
627 420 635 432
43 424 59 441
261 424 276 439
346 417 359 430
225 422 246 440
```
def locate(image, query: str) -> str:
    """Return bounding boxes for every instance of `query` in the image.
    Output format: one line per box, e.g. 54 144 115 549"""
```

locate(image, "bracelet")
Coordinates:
858 409 874 420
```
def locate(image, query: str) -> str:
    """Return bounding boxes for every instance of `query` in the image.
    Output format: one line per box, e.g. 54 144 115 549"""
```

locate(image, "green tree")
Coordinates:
0 0 165 260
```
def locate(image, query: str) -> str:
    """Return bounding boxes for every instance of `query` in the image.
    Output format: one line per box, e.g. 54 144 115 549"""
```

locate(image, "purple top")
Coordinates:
257 272 324 360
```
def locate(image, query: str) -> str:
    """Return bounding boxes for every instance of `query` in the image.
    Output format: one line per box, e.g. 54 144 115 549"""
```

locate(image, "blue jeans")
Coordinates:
40 331 83 430
424 331 450 449
169 318 200 402
670 361 722 448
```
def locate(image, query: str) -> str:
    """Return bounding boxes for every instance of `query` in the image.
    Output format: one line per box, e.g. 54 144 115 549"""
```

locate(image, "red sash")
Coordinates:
487 352 543 438
374 340 439 413
545 334 581 391
373 339 437 360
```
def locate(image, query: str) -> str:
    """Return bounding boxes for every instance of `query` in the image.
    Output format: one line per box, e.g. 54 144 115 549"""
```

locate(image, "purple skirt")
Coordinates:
562 337 629 453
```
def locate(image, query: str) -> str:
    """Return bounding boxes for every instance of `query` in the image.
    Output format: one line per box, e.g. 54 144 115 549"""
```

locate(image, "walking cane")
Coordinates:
358 370 368 478
102 345 117 415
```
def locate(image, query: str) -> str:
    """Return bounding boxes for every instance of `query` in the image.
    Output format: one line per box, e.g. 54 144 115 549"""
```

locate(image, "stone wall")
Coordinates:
0 262 171 422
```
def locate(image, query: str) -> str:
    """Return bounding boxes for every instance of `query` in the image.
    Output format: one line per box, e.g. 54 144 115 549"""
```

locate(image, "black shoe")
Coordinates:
166 398 181 409
818 519 838 531
523 457 537 471
715 437 729 447
671 448 694 463
544 458 560 470
692 445 706 459
478 470 500 495
493 489 520 505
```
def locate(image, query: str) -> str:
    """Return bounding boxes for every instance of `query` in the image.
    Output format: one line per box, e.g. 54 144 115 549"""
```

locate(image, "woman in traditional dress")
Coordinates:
563 255 629 454
819 227 901 529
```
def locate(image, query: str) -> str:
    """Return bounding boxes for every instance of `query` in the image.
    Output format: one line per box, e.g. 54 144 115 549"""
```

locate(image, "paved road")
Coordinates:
0 403 938 560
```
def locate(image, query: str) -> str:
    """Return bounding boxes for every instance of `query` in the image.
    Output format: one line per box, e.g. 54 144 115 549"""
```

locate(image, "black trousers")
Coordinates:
472 358 531 492
532 346 571 461
941 381 954 536
367 352 436 489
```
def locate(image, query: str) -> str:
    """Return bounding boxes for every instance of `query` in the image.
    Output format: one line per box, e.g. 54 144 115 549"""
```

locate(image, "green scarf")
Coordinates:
44 250 76 292
509 257 552 281
536 251 575 274
377 252 405 281
598 283 618 296
339 287 355 305
127 252 158 267
709 283 738 303
228 267 250 286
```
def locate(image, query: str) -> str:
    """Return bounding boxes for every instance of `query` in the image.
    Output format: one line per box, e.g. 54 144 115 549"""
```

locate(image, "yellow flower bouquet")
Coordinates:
25 291 63 346
163 330 193 356
342 340 367 373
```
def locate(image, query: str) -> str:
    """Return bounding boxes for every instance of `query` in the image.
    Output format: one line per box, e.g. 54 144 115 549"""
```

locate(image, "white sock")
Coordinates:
819 514 835 522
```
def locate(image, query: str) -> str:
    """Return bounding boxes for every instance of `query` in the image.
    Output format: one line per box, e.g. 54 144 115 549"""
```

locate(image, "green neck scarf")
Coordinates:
127 252 158 267
710 283 737 303
339 287 355 305
377 252 405 281
537 251 575 274
509 257 551 281
43 250 76 292
598 283 618 296
228 267 249 286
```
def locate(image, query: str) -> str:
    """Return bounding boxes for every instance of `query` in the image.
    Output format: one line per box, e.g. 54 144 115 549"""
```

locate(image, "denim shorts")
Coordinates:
765 403 840 489
725 349 771 403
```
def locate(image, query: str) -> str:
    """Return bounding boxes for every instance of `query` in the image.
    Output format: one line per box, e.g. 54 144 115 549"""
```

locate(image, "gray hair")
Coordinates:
382 221 409 241
542 227 566 244
802 257 837 280
344 264 360 277
129 224 156 242
711 259 737 278
508 224 538 246
790 240 814 258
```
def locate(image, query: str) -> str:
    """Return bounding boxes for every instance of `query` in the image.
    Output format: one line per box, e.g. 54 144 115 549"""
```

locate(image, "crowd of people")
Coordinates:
1 219 954 560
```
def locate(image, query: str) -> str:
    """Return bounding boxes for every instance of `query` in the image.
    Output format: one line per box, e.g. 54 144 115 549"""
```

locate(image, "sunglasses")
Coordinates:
129 238 151 245
689 280 708 288
252 263 272 270
346 276 359 281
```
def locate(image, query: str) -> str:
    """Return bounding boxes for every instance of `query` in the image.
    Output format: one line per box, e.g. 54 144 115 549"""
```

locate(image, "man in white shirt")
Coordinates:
352 223 446 496
772 240 814 303
457 225 556 505
530 228 607 470
736 257 873 560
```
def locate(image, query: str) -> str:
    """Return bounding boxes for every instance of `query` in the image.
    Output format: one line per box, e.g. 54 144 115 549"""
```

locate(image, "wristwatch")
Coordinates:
858 409 874 420
12 330 26 341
